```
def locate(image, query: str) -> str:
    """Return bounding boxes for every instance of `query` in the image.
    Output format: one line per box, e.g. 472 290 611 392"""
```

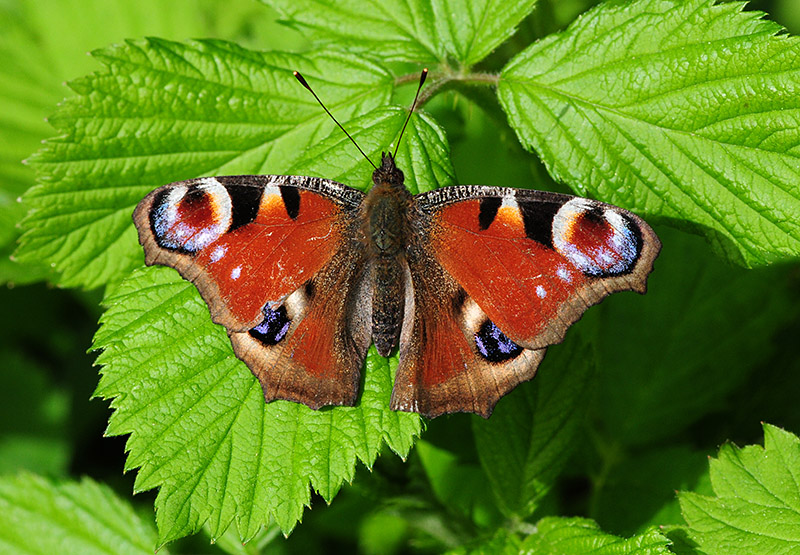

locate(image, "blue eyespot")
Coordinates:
249 305 291 345
475 320 523 363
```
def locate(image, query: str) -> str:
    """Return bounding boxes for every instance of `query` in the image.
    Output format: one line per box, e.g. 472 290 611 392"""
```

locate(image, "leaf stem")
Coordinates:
395 70 500 107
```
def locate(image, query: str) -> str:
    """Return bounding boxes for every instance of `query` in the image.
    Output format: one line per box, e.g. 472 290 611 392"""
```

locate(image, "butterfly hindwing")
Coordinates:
390 186 660 417
133 175 372 408
228 239 373 408
390 233 547 418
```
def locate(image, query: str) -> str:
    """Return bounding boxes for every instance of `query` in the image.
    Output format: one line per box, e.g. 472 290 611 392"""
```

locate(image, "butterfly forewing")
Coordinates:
415 186 660 349
133 174 373 408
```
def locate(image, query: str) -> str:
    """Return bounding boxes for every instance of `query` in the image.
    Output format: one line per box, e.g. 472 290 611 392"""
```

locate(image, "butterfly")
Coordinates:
132 70 660 418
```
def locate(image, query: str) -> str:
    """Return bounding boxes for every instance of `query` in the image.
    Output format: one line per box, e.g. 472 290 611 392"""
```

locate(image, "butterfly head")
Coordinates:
372 151 405 190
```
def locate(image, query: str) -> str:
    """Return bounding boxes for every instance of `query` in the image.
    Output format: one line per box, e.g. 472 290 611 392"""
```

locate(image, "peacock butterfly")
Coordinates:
132 70 660 418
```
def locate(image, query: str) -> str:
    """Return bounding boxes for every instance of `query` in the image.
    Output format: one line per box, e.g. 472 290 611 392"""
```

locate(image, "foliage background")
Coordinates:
1 0 799 553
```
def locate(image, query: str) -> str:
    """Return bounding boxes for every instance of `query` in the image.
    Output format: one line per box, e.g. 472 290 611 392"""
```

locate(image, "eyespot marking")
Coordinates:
552 198 641 277
150 178 232 253
474 320 523 363
249 305 291 346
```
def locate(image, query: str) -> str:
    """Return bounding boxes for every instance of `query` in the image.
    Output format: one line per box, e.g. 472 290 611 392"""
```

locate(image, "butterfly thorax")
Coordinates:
364 152 412 357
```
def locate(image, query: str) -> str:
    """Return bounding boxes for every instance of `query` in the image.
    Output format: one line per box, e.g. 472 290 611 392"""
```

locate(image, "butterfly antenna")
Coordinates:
293 71 377 170
393 68 428 160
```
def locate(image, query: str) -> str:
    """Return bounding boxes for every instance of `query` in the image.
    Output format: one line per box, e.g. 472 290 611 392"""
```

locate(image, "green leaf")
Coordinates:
498 0 800 267
432 0 538 66
17 39 393 288
523 517 671 554
261 0 537 66
472 333 595 518
595 227 798 446
678 423 800 554
0 0 295 285
93 266 421 544
261 0 444 63
0 473 167 555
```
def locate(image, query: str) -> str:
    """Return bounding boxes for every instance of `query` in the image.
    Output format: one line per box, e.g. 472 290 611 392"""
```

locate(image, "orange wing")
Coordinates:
133 175 372 408
391 186 660 418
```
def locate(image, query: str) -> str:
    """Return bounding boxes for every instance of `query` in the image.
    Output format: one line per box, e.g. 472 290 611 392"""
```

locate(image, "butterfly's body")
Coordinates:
363 154 412 356
134 149 659 418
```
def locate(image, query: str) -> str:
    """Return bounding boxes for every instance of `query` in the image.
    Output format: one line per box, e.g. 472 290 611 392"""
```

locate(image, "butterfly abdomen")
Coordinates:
371 256 404 356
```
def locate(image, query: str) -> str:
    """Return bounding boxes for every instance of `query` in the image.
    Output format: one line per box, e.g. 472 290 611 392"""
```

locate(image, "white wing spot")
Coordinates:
231 266 242 280
500 195 519 210
264 184 282 197
536 285 547 299
210 245 227 263
557 265 572 283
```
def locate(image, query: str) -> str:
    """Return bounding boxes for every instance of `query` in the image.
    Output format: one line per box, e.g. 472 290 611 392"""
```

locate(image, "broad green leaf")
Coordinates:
17 40 393 288
0 474 167 555
0 0 294 285
523 517 671 554
472 333 595 518
431 0 538 66
261 0 537 66
595 227 798 446
679 423 800 554
94 265 421 544
499 0 800 267
261 0 443 63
